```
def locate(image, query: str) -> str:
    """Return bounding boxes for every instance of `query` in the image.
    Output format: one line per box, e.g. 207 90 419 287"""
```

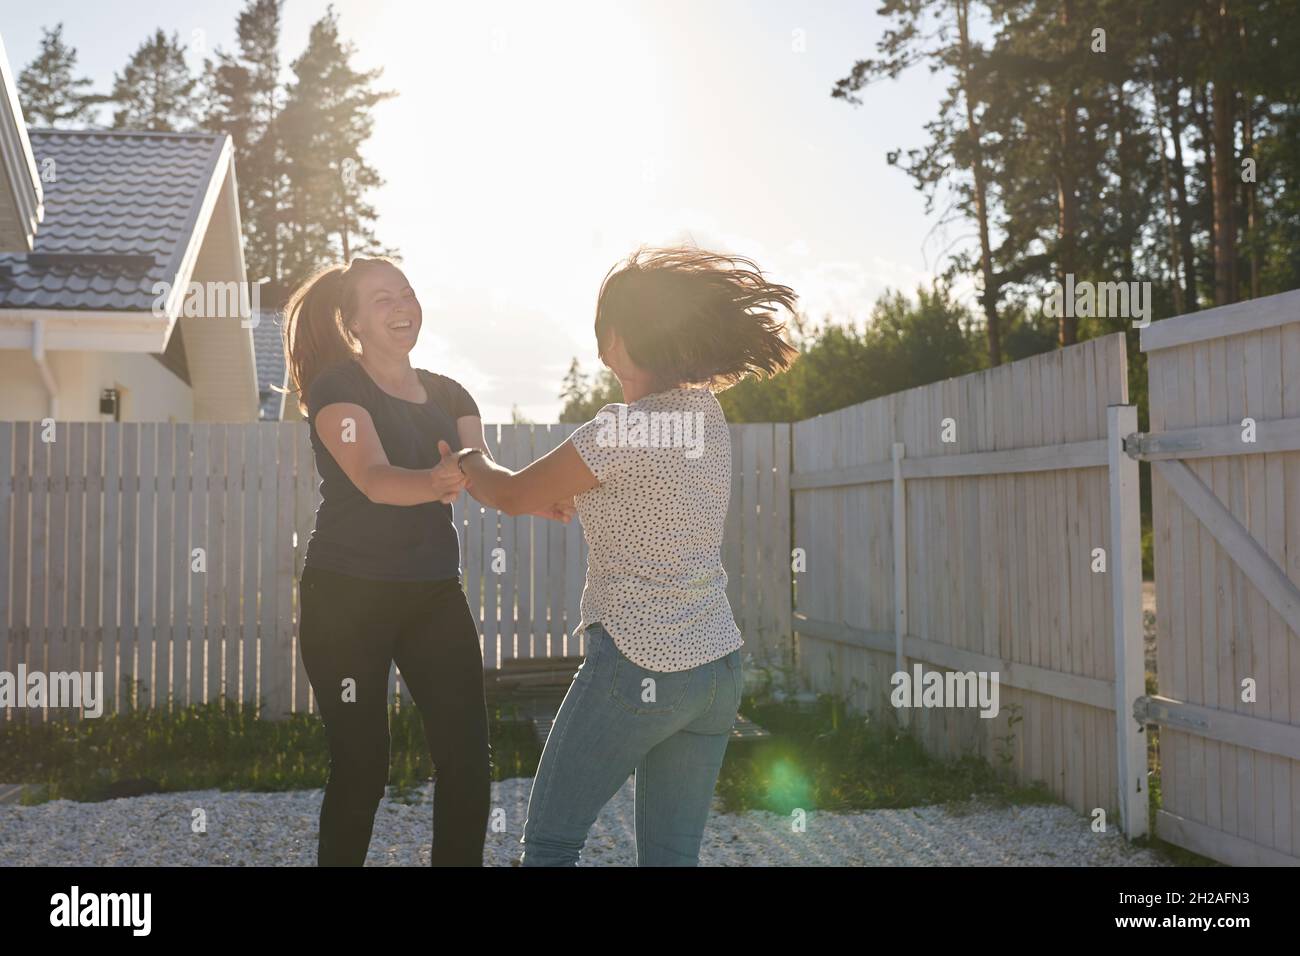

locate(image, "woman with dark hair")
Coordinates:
455 246 798 866
284 256 570 867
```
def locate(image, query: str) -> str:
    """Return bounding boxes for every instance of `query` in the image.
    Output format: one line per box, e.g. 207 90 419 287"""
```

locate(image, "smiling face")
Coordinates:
344 261 422 358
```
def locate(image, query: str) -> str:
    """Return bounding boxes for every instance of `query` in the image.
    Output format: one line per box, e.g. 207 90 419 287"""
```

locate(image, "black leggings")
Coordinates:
298 564 491 866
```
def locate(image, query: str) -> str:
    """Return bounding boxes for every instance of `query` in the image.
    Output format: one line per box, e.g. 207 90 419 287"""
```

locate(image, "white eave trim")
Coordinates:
0 308 168 352
160 135 237 324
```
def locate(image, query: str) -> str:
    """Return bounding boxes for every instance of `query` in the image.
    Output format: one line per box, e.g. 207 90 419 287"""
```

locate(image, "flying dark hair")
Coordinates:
594 246 799 389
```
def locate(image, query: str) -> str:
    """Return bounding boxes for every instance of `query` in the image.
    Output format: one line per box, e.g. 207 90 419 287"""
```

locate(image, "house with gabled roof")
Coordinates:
0 32 258 423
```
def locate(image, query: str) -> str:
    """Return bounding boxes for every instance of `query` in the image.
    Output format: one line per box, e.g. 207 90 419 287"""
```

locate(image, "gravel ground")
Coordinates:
0 776 1167 866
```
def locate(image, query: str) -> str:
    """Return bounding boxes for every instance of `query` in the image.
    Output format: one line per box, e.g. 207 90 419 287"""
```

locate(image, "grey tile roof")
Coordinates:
252 308 288 420
0 129 227 312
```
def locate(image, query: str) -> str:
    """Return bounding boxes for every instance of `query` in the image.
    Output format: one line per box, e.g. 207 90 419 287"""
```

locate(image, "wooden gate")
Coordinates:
1138 288 1300 865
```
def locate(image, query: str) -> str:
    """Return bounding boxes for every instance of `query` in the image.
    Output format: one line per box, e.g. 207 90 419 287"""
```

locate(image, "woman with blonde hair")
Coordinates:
285 256 568 866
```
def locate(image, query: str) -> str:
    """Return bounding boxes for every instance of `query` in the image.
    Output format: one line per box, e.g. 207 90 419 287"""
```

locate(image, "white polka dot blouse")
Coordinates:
567 384 744 672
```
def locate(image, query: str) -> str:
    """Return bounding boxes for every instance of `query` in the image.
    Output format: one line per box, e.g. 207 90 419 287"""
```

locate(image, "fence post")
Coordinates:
0 422 12 726
774 422 793 671
891 442 908 725
1107 404 1148 839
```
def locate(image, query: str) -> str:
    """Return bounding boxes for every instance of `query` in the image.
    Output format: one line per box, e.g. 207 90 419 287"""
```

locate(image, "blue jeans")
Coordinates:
520 622 743 866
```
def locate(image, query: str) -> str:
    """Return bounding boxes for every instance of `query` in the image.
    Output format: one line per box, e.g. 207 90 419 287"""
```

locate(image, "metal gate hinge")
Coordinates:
1124 431 1205 460
1134 695 1210 732
1123 433 1147 459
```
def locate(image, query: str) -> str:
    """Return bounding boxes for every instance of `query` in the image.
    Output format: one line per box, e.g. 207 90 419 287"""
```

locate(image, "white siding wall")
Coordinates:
0 348 192 421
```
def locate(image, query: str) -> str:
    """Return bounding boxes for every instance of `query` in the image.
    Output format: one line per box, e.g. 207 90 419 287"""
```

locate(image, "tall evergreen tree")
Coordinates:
834 0 1008 366
198 0 288 293
17 23 97 127
559 360 623 422
834 0 1300 359
111 30 198 131
278 6 395 289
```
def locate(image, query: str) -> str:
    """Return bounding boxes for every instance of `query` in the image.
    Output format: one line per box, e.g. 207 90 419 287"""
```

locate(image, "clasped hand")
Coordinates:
433 440 575 522
430 440 468 504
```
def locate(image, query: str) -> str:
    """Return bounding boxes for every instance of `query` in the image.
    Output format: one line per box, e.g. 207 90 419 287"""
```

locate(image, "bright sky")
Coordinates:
4 0 954 421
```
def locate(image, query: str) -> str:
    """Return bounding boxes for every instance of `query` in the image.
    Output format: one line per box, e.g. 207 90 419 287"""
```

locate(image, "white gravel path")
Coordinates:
0 776 1167 866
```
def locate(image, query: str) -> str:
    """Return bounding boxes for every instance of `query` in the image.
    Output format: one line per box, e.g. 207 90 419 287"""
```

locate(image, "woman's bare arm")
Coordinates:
456 437 597 517
456 416 577 520
455 415 500 508
316 402 465 506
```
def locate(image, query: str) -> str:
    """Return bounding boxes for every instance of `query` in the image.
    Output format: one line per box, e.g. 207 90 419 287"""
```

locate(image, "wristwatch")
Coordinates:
456 447 485 473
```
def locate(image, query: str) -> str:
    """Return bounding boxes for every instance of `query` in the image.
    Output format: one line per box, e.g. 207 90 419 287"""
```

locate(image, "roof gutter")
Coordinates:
0 308 169 352
30 316 58 419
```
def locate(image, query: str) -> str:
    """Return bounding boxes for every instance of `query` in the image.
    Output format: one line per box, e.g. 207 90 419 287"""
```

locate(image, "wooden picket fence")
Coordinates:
0 421 311 722
6 306 1300 865
0 421 789 722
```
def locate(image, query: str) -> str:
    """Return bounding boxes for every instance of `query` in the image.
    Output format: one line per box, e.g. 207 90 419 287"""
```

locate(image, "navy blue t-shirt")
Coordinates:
303 359 479 581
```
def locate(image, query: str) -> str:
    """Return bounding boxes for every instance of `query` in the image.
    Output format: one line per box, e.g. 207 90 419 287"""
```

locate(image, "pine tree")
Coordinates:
833 0 1007 365
978 0 1132 345
278 5 395 289
197 0 288 293
111 30 198 132
559 361 623 422
17 23 97 127
559 358 589 411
